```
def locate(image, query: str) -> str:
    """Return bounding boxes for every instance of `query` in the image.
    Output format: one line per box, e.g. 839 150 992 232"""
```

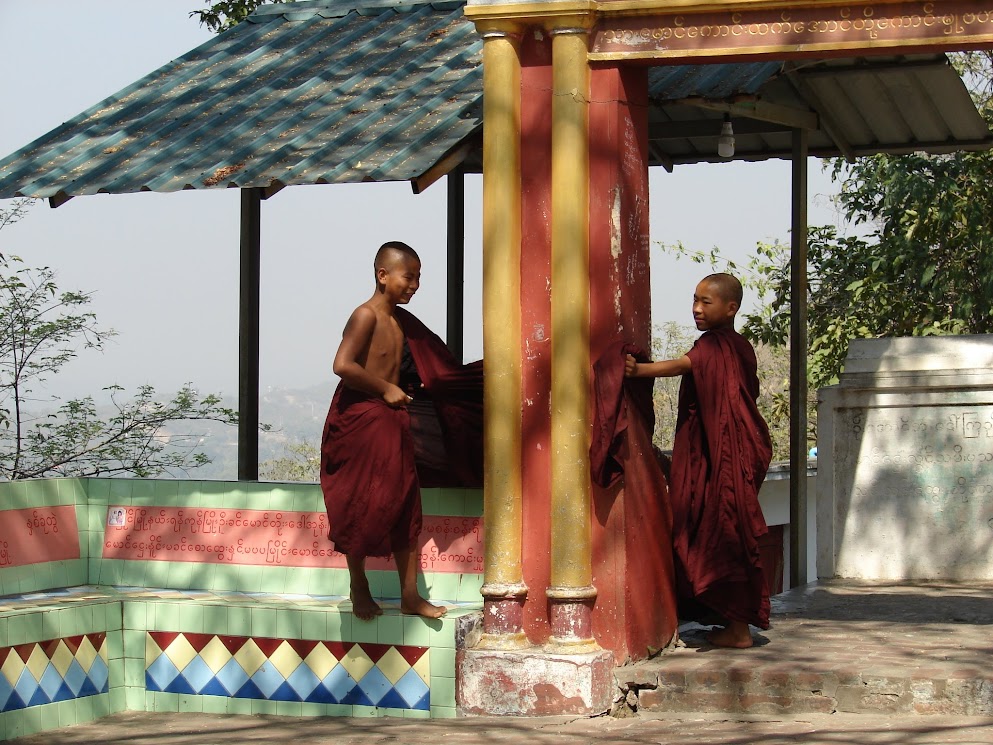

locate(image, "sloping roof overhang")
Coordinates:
0 0 989 204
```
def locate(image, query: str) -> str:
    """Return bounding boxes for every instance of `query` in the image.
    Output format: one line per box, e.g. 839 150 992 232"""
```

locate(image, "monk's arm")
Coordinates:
625 353 691 378
333 307 406 404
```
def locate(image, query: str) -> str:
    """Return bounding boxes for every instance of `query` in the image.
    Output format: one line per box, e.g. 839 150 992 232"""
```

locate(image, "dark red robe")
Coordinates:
320 308 483 559
670 327 772 629
321 385 420 559
395 307 483 488
591 342 660 490
590 342 679 651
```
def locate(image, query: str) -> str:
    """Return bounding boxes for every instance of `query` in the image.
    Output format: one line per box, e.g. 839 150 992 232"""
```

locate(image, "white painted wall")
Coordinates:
817 336 993 580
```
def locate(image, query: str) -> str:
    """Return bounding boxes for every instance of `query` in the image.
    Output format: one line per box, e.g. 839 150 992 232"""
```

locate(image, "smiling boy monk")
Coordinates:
321 241 446 621
625 273 772 648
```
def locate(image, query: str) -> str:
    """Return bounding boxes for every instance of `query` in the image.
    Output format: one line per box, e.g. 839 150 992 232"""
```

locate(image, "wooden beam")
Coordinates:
262 181 286 199
794 57 954 79
49 191 73 208
686 98 819 131
784 67 857 161
649 117 792 140
659 136 993 165
412 133 480 195
591 1 993 62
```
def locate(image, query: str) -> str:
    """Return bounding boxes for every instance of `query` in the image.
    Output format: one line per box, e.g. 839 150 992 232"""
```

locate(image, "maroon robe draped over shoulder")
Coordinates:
320 307 482 559
670 327 773 629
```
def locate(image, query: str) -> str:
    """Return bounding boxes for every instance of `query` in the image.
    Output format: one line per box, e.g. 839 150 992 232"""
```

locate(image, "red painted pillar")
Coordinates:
518 30 554 645
459 34 677 719
588 64 679 661
514 54 677 658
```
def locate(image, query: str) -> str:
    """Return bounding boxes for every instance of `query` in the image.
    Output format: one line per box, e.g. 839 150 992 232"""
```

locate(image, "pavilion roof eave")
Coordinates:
646 54 993 169
0 2 989 203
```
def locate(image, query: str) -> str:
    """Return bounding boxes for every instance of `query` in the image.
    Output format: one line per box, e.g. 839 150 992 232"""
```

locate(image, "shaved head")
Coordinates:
701 272 743 307
374 241 420 276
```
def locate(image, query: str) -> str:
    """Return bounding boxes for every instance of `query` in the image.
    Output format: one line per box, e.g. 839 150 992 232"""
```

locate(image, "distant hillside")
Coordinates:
167 381 334 480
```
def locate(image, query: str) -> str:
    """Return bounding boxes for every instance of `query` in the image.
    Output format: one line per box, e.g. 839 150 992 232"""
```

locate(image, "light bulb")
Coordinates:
717 117 735 158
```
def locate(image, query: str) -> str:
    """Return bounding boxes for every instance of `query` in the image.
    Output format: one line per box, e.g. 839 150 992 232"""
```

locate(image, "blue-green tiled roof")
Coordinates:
1 0 987 200
0 0 484 201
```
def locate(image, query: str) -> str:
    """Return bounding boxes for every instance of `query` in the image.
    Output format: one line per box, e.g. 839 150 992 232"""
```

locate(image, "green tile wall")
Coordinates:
1 477 484 736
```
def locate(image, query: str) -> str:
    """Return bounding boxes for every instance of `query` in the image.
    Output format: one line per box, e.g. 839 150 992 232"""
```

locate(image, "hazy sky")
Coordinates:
0 0 844 404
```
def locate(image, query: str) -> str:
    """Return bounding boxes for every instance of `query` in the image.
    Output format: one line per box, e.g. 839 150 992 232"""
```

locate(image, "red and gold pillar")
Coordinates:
459 1 671 717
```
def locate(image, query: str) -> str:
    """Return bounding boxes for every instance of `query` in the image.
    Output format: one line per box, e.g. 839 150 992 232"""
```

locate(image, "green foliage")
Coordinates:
0 201 238 480
835 150 993 320
190 0 288 32
649 321 696 451
6 384 238 480
742 149 993 391
657 241 744 277
752 341 798 463
0 254 111 433
654 54 993 459
0 198 34 233
952 50 993 109
755 52 993 389
259 440 319 482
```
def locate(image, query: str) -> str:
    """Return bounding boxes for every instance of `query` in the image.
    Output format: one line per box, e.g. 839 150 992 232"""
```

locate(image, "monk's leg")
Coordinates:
395 546 446 618
706 620 753 649
346 554 382 621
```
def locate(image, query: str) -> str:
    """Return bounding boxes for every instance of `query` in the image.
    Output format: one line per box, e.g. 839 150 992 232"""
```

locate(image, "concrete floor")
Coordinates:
7 580 993 745
8 710 993 745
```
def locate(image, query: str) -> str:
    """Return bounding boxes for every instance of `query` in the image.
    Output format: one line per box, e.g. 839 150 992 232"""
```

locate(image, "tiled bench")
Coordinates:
0 478 483 741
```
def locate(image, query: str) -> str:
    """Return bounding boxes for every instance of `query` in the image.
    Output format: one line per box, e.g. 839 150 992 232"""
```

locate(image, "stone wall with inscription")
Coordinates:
818 335 993 580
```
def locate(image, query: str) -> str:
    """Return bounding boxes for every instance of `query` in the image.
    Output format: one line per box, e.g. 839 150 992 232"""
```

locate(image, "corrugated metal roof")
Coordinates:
648 55 993 166
0 1 990 202
648 61 783 101
0 0 485 201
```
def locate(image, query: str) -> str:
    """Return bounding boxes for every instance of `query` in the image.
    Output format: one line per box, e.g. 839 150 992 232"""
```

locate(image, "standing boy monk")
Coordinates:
625 273 772 648
321 241 446 621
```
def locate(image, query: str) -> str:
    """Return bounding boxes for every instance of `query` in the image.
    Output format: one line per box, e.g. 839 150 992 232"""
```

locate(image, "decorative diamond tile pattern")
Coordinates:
0 634 109 713
145 632 430 710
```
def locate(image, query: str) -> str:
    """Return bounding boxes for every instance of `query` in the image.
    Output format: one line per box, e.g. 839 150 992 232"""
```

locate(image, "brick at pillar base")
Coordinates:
457 646 615 716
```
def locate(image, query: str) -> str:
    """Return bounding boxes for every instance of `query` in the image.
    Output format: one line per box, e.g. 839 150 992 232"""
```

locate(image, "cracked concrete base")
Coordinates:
457 646 615 716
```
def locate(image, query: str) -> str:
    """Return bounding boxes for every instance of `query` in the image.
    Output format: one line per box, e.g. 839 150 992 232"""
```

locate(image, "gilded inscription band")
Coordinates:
592 1 993 58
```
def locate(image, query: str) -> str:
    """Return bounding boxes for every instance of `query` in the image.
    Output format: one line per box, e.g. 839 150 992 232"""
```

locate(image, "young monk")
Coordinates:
321 241 446 621
625 273 772 648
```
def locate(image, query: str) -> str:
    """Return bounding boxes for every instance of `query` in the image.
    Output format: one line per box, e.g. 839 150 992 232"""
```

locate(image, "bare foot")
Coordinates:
706 622 754 649
401 595 447 619
349 587 383 621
